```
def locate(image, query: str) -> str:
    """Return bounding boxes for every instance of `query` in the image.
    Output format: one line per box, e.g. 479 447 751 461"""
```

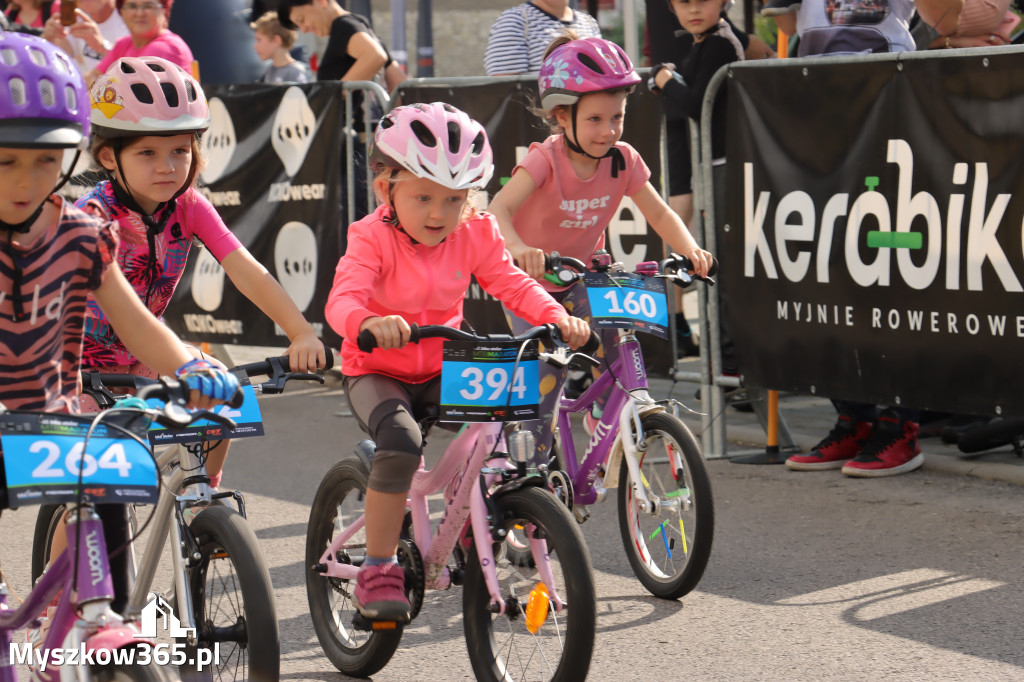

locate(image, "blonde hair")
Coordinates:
251 11 297 51
372 167 483 222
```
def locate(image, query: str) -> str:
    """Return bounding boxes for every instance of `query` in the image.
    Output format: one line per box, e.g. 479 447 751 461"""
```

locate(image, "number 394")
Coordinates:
458 366 528 402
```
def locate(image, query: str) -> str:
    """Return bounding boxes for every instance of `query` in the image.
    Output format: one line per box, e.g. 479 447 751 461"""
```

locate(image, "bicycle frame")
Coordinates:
555 329 669 513
0 506 147 682
316 421 566 614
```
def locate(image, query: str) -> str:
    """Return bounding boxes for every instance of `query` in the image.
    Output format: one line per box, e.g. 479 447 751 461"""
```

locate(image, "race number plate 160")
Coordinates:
0 412 158 507
440 341 540 422
583 271 669 338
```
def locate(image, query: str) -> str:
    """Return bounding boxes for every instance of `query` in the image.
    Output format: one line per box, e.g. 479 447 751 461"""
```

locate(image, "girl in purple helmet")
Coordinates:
0 32 238 648
325 102 590 621
488 35 713 450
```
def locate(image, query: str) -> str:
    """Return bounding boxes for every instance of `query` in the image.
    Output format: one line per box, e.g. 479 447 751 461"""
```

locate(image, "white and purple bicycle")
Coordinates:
539 252 716 600
305 324 596 681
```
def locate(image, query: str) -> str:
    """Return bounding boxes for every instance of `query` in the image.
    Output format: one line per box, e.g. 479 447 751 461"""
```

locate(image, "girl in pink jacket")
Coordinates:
325 102 590 622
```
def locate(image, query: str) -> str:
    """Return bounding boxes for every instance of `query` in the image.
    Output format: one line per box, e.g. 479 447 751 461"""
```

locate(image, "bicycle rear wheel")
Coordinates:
463 486 595 682
617 412 715 599
185 505 280 682
305 459 403 678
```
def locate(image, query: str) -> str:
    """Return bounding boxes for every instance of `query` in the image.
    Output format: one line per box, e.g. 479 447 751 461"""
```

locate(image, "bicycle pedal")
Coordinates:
352 612 407 631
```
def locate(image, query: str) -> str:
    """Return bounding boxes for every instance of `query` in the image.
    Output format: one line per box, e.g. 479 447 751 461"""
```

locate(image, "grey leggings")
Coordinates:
343 373 441 494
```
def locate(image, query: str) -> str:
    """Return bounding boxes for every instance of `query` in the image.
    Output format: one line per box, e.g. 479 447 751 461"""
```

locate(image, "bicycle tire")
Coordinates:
463 486 596 682
92 660 173 681
184 505 280 682
30 503 64 583
305 458 403 678
617 412 715 600
956 418 1024 453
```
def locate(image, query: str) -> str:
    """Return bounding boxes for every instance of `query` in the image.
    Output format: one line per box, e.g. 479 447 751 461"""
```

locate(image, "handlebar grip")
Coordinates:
356 324 421 353
227 385 244 408
580 331 602 357
708 257 719 277
323 345 335 370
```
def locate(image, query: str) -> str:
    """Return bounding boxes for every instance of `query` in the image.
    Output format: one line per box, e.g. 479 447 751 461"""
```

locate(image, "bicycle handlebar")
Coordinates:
542 251 718 287
357 323 564 353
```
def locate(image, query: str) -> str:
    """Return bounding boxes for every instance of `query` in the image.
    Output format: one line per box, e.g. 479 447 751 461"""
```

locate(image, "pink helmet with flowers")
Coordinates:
372 102 494 190
538 37 640 111
89 56 208 138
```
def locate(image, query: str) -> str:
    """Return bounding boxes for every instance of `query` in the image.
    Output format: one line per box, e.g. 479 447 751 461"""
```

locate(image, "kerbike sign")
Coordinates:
722 51 1024 416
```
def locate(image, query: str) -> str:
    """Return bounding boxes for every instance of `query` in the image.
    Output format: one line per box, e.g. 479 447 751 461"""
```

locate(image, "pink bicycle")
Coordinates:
305 325 596 681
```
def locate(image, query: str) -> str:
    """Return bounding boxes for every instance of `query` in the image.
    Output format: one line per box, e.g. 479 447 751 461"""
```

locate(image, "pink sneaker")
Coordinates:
353 563 409 622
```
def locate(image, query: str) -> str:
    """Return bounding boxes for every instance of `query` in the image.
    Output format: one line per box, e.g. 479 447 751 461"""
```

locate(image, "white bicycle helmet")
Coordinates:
372 102 493 190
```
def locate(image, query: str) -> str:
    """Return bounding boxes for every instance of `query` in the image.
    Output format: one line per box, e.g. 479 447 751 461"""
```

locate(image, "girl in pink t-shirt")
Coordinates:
488 36 713 446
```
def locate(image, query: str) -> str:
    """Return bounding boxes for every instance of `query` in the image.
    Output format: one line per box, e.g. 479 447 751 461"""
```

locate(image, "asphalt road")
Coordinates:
2 375 1022 681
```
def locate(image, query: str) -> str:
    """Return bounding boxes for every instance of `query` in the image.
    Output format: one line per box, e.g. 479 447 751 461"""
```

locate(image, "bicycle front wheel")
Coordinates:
185 505 280 682
463 486 596 682
618 412 715 599
305 459 403 678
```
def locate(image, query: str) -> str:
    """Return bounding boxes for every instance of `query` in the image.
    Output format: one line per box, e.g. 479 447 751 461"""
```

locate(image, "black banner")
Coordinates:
723 51 1024 416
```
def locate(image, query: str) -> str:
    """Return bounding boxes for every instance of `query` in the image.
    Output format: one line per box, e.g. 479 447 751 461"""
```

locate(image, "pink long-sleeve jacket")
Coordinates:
326 205 567 383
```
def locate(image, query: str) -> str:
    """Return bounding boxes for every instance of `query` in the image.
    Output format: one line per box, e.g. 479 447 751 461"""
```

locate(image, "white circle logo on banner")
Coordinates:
191 248 226 312
201 98 237 184
271 86 316 177
274 221 317 312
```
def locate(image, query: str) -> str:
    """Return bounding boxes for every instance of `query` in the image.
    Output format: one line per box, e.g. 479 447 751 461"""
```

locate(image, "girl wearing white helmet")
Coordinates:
488 34 714 451
77 56 326 488
325 102 590 621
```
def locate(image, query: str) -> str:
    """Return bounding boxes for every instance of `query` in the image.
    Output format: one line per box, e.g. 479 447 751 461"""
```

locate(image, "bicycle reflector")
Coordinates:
525 582 550 633
508 431 535 465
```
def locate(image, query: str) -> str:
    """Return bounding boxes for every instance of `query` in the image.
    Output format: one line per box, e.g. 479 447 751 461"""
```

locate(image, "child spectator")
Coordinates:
251 10 309 83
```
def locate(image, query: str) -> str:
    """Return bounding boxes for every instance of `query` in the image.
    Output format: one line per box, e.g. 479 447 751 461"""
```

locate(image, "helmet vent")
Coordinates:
0 48 16 66
64 84 78 112
39 79 56 108
410 120 437 148
27 47 47 68
149 61 166 72
470 132 485 156
53 53 72 76
119 61 137 74
446 121 460 153
578 53 604 74
160 82 179 108
442 103 457 113
9 77 26 107
379 115 395 129
130 83 154 104
184 79 197 102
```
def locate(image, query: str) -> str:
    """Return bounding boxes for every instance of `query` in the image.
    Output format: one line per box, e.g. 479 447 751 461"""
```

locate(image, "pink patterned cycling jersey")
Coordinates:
76 181 242 368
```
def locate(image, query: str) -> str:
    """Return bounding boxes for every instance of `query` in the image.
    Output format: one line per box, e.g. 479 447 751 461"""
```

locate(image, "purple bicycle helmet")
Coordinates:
372 102 494 190
0 32 88 149
538 37 641 111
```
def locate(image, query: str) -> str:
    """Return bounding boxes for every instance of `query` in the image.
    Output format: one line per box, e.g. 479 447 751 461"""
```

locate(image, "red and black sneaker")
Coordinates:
786 413 873 471
842 414 923 478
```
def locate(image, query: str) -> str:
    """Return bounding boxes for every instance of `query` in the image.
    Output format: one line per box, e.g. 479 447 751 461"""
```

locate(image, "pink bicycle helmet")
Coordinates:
538 37 640 111
90 56 208 138
372 102 493 190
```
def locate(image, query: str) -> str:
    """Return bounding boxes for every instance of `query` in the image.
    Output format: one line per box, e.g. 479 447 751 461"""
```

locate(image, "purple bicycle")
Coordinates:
0 379 241 682
540 253 716 600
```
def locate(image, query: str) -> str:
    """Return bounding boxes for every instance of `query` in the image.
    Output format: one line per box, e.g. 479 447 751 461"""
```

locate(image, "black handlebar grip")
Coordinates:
708 257 719 277
322 345 335 370
356 324 420 353
228 385 245 409
356 329 378 353
580 331 602 356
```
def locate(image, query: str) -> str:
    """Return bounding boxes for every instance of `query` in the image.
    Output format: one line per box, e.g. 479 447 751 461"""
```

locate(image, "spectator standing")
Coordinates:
4 0 56 31
766 0 963 476
42 0 129 73
252 10 309 83
86 0 192 84
484 1 601 75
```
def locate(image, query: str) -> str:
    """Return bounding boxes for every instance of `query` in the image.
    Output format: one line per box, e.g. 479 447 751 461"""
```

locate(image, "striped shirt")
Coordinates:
0 198 117 413
483 2 602 76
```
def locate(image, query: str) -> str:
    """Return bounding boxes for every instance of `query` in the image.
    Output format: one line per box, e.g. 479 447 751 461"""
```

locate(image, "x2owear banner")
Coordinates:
723 52 1024 416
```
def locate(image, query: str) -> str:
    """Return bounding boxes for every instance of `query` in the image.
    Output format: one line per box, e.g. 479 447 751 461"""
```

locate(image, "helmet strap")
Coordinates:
563 103 626 179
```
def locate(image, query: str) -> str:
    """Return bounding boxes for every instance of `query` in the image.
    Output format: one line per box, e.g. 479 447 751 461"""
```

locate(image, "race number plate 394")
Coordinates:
0 412 158 507
440 340 540 422
583 271 669 338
